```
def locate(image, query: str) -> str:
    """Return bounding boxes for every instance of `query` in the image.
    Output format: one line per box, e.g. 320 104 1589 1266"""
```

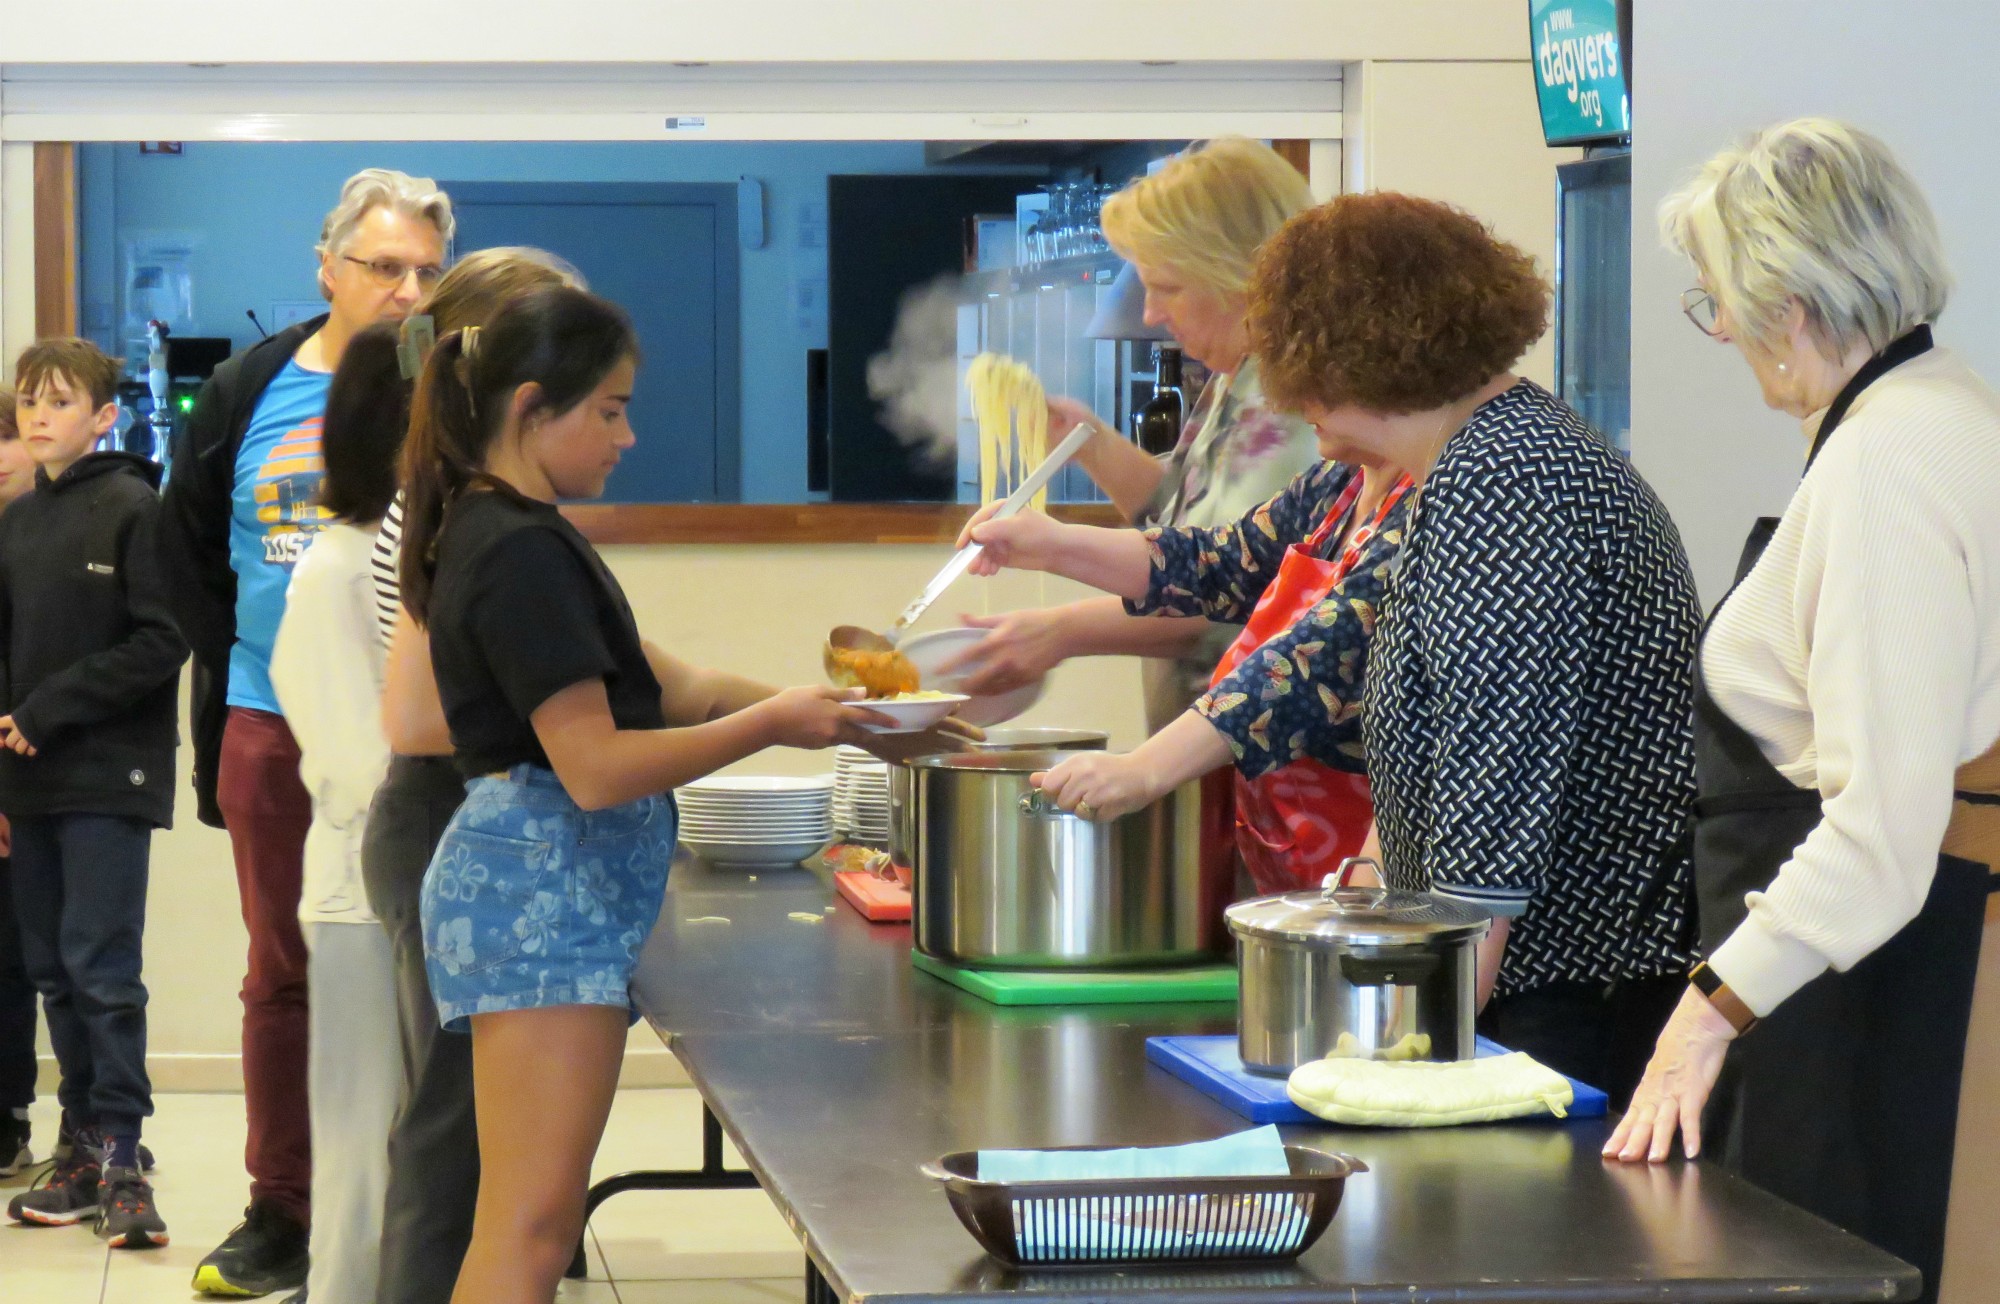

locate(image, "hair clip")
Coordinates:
461 325 482 360
396 314 436 380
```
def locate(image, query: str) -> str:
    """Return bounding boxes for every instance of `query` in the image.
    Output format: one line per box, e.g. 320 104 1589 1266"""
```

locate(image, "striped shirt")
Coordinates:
370 492 405 651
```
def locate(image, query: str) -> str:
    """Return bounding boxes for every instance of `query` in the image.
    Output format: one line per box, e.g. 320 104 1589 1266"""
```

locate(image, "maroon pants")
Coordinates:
218 707 312 1223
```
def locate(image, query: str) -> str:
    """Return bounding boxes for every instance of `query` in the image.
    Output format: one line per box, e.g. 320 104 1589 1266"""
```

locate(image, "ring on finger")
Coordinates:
1077 800 1095 820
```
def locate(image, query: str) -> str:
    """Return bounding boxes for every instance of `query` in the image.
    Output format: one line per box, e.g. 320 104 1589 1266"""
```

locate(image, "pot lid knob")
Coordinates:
1323 856 1381 896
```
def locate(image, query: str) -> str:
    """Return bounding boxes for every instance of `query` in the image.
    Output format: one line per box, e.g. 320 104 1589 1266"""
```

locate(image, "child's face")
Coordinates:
16 375 116 474
525 357 637 500
0 422 29 507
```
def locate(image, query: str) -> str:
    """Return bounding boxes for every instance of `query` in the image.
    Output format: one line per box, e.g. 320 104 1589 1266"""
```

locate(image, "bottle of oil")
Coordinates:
1134 345 1185 456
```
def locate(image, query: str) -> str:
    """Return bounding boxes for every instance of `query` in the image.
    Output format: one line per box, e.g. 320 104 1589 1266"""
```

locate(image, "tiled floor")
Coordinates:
1 1089 805 1303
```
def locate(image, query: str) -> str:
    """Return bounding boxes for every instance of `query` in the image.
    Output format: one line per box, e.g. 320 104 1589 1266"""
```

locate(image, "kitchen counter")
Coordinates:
630 857 1917 1303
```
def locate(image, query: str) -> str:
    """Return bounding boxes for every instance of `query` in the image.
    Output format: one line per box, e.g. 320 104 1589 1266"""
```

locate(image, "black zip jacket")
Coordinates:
0 452 190 828
154 315 326 827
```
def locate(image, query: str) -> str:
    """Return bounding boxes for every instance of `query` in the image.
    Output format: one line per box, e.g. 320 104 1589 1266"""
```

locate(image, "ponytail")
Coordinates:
396 285 639 623
397 329 478 623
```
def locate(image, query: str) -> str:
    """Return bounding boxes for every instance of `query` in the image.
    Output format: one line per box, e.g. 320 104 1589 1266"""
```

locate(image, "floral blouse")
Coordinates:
1128 462 1411 779
1133 357 1321 733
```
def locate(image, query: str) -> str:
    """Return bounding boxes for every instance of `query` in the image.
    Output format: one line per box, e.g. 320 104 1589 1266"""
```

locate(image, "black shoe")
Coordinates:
0 1112 29 1177
7 1143 101 1226
192 1199 309 1297
96 1166 169 1248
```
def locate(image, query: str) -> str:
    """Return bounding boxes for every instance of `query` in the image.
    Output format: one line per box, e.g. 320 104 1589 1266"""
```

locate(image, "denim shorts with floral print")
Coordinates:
420 765 675 1031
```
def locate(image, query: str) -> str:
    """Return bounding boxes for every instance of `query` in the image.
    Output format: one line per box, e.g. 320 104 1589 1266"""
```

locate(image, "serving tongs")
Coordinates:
825 421 1095 695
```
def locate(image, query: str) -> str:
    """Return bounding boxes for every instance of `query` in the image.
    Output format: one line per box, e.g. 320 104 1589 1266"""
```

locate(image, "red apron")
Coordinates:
1208 474 1413 895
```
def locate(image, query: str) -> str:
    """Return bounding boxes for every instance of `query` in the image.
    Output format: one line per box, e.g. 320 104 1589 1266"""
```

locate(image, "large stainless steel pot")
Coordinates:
910 749 1229 969
887 728 1107 871
1225 859 1492 1076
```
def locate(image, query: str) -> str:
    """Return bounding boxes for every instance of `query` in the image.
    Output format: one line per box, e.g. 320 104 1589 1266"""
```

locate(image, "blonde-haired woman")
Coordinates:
1608 119 2000 1304
949 138 1323 739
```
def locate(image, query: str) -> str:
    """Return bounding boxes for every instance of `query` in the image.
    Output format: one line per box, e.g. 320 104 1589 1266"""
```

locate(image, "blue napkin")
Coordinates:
976 1127 1303 1259
978 1124 1291 1183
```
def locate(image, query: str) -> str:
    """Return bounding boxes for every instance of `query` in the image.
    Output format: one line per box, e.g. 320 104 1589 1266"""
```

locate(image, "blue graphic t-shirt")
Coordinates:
228 359 334 712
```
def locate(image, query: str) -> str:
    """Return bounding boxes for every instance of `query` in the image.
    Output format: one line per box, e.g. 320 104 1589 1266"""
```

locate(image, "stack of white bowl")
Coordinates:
676 775 835 866
833 746 893 846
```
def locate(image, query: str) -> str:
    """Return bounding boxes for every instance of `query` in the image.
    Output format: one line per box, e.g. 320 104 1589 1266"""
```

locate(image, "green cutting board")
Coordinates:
911 950 1238 1006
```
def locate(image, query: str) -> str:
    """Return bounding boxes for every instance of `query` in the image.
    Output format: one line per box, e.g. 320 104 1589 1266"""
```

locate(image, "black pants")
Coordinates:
0 854 41 1112
9 813 153 1136
362 756 474 1304
1477 973 1683 1111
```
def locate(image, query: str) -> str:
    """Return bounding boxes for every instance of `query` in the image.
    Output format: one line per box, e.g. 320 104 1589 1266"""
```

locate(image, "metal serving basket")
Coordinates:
919 1144 1366 1268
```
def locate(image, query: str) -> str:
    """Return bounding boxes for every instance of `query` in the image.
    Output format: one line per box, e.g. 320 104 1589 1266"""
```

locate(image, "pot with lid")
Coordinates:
1225 858 1491 1076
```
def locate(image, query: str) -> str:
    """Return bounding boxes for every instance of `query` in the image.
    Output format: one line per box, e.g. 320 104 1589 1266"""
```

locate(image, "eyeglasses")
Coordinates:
343 255 445 289
1681 287 1723 337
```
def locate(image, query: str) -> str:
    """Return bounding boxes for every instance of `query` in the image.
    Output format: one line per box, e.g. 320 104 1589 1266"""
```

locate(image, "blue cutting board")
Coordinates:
1145 1034 1609 1125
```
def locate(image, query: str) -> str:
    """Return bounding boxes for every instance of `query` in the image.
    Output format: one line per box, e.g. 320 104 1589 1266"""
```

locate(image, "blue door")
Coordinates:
444 182 741 502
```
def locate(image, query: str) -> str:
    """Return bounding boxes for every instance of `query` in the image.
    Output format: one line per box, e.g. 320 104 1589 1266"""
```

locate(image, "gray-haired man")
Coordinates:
155 168 452 1299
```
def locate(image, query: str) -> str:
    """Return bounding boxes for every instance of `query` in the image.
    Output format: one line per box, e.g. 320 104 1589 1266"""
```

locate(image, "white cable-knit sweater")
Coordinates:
1704 347 2000 1016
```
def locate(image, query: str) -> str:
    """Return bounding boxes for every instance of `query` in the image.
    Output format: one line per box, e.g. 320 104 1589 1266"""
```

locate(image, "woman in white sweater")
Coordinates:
1608 119 2000 1304
270 323 409 1304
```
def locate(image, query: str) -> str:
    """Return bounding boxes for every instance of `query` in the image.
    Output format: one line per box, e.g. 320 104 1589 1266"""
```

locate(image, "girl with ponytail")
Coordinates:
400 286 886 1304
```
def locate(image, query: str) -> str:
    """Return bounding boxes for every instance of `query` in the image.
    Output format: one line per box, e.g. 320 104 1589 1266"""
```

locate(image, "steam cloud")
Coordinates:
866 276 965 472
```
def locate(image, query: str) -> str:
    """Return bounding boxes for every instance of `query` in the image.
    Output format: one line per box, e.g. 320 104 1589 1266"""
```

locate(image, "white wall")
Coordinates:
1344 60 1579 388
1631 0 2000 602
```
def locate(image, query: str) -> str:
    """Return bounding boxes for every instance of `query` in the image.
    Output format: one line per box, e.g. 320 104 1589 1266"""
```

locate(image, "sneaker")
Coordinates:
0 1112 29 1177
52 1120 152 1172
191 1199 309 1297
7 1146 101 1226
95 1166 168 1248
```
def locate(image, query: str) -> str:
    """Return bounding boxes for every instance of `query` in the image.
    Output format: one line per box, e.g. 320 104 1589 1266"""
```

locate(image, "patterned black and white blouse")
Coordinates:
1365 381 1700 997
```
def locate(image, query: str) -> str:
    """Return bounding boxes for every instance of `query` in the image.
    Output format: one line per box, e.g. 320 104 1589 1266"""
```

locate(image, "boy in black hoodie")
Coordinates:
0 340 187 1248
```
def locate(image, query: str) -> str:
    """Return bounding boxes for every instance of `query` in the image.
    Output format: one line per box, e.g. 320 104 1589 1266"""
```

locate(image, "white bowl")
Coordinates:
681 838 829 866
898 628 1044 727
852 694 971 734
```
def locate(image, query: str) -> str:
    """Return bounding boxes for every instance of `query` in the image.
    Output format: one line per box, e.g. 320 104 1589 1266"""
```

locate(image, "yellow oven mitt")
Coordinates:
1286 1052 1574 1127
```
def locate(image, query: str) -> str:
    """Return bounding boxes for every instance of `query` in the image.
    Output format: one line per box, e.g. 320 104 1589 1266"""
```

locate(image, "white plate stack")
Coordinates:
675 775 836 866
833 746 892 847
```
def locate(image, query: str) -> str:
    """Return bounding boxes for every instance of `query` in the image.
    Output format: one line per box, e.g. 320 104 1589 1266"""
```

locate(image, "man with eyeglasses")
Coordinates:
155 167 452 1300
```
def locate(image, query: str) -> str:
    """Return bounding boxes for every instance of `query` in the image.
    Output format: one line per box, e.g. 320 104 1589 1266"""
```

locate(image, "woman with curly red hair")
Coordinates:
967 192 1701 1103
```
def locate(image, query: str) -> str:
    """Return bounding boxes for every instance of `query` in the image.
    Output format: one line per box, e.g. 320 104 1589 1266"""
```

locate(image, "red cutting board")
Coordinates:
834 871 912 922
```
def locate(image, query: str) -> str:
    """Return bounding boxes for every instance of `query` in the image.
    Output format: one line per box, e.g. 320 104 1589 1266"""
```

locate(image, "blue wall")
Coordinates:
77 140 1042 502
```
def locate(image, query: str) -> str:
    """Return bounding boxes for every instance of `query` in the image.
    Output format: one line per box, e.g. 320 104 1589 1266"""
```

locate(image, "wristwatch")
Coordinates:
1689 962 1760 1036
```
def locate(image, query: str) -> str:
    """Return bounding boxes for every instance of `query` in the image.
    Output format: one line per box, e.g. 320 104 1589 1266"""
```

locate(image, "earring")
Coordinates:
1777 362 1789 373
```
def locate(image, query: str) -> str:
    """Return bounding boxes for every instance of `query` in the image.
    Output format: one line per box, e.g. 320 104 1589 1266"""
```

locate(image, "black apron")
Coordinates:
1693 326 1992 1304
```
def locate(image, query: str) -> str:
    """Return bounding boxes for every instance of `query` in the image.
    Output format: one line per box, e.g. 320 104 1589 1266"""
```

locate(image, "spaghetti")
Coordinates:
966 352 1049 511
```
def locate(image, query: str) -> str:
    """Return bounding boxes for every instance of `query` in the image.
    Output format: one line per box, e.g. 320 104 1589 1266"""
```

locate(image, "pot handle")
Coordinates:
1018 791 1077 820
1337 951 1441 987
1323 856 1382 895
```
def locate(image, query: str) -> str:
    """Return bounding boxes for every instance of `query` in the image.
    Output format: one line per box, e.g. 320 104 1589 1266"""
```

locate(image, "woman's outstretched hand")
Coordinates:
1602 984 1739 1163
956 505 1065 575
938 610 1067 696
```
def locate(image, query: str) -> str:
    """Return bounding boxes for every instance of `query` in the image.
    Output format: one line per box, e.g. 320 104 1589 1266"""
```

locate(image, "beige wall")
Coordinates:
1343 60 1580 388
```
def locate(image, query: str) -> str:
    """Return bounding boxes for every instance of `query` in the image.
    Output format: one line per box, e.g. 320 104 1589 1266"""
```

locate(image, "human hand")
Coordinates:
0 812 10 858
938 610 1066 696
1047 396 1108 444
756 687 895 751
1602 984 1739 1163
0 716 38 758
1031 752 1159 822
956 507 1066 575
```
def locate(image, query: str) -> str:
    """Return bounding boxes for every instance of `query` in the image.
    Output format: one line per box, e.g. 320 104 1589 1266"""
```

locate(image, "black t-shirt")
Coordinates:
428 490 666 777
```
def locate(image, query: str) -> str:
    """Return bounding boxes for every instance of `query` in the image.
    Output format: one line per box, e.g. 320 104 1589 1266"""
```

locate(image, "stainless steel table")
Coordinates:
604 857 1916 1303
